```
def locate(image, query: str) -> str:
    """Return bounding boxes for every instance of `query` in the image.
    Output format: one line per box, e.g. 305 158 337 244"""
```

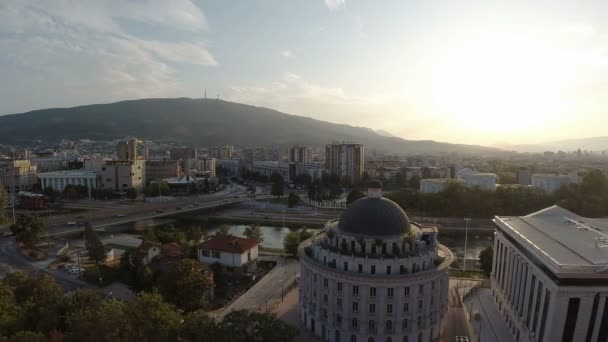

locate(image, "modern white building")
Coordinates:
299 181 453 342
101 160 145 191
492 206 608 342
463 173 497 191
531 174 572 193
419 179 461 194
197 235 259 274
37 170 101 192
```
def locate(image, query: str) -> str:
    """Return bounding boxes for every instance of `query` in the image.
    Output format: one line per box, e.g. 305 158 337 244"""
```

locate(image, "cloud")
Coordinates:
561 23 596 36
324 0 346 11
0 0 216 108
279 50 293 58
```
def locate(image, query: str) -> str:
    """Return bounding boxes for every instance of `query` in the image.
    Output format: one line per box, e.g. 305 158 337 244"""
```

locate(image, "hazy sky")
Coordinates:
1 0 608 145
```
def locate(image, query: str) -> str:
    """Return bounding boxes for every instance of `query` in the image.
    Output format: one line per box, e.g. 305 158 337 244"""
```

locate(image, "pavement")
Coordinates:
464 287 512 342
273 287 319 342
215 256 299 320
444 287 475 342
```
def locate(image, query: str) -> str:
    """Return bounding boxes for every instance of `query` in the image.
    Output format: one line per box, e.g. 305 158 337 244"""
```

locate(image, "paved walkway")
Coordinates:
464 288 512 342
273 287 319 342
216 256 299 320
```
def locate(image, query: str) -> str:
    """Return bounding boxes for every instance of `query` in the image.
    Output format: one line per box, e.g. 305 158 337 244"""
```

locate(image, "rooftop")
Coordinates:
198 235 258 254
495 205 608 275
37 169 100 177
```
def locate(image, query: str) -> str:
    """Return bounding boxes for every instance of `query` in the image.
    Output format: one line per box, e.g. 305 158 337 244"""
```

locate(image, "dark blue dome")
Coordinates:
339 197 410 236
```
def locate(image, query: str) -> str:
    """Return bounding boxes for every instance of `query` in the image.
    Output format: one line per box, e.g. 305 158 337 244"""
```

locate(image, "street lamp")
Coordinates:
463 218 471 272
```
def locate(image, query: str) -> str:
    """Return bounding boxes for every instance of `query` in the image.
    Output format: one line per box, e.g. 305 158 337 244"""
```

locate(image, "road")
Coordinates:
0 237 94 291
216 256 299 320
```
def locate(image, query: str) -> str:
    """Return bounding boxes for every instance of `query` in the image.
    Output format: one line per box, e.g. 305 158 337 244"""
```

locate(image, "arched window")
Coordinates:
352 318 358 329
386 320 393 332
369 320 375 330
351 334 357 342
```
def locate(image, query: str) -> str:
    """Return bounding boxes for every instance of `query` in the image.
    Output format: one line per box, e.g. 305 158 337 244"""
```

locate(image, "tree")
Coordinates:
157 259 213 311
271 178 284 197
287 192 299 208
125 188 137 200
65 299 132 342
84 224 106 264
243 225 263 243
123 292 181 341
479 246 493 276
180 310 224 342
221 310 299 342
0 186 6 224
346 189 365 204
298 228 313 241
10 215 45 247
61 289 102 320
144 181 170 197
407 175 420 190
283 231 301 257
215 224 231 237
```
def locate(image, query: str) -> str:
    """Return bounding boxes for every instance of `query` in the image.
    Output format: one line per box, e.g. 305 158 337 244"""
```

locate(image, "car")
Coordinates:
156 209 164 213
2 232 13 237
66 221 77 226
175 206 182 210
192 202 200 206
76 215 85 219
114 214 126 218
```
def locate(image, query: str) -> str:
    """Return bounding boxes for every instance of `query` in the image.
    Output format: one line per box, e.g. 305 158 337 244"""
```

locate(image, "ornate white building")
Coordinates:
299 181 453 342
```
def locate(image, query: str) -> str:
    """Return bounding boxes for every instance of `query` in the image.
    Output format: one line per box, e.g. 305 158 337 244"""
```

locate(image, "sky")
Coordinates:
1 0 608 146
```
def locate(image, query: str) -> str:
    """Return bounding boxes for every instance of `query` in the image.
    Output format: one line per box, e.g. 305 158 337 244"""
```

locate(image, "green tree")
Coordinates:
215 224 231 237
298 228 313 241
283 231 301 257
407 175 421 190
61 289 102 321
144 181 170 197
10 215 46 247
0 283 25 336
124 292 181 341
180 310 224 342
157 259 213 311
346 189 365 204
271 179 284 197
479 246 494 276
243 225 263 243
0 186 5 224
287 192 300 208
84 224 106 264
125 188 137 200
221 310 299 342
65 299 132 342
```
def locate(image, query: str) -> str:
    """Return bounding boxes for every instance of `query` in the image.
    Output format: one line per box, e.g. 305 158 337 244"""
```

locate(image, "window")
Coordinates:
418 300 423 310
387 304 393 314
404 287 410 297
352 318 358 329
351 335 357 342
418 284 424 294
337 298 342 308
388 288 394 297
430 296 434 305
314 274 317 282
201 249 210 257
400 265 406 274
386 338 392 342
369 303 376 313
211 251 220 258
324 279 328 288
344 262 348 271
416 316 421 328
386 265 391 274
353 286 359 296
370 287 376 297
336 315 342 325
371 265 376 274
403 337 408 342
386 320 393 332
403 303 409 313
358 264 363 273
337 282 343 292
352 302 359 312
105 178 112 182
402 319 408 329
369 320 375 330
431 281 435 290
323 308 328 319
324 294 328 304
101 167 106 171
368 338 375 342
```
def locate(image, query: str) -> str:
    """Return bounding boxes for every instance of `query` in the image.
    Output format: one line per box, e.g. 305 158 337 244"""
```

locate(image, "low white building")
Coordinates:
37 170 101 192
531 174 572 193
420 178 461 193
197 236 259 274
493 206 608 342
464 173 497 191
216 159 240 176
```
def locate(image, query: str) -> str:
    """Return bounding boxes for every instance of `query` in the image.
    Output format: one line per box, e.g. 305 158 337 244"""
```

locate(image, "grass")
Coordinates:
449 269 489 279
260 246 285 254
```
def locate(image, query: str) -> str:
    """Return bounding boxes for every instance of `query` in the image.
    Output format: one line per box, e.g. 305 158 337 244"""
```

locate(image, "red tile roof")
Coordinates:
198 235 258 254
162 243 183 258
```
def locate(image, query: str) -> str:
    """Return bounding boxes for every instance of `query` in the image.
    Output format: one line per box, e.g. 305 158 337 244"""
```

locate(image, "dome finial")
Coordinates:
367 179 383 198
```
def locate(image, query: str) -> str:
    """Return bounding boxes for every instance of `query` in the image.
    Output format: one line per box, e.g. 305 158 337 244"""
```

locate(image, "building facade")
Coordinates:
289 145 312 163
463 173 497 191
38 170 101 192
209 146 233 159
101 160 145 191
197 236 259 274
325 143 365 185
145 160 181 184
0 160 38 192
299 181 452 342
170 147 198 160
419 179 461 194
492 206 608 342
531 174 572 193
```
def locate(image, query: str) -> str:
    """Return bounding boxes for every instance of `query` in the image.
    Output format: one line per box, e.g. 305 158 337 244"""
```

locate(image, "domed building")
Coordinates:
299 181 453 342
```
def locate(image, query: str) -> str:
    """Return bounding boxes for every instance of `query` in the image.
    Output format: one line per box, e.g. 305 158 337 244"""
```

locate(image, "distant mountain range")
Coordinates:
502 136 608 152
0 98 500 154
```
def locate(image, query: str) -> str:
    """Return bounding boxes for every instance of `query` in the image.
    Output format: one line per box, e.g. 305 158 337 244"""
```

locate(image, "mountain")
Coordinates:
0 98 500 154
503 137 608 152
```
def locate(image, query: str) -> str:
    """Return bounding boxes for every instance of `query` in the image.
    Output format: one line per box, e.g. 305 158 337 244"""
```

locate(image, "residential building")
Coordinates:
289 145 311 163
492 206 608 342
197 235 259 274
37 170 101 194
17 191 48 210
186 157 216 177
145 160 181 184
296 162 325 181
421 166 451 179
31 156 68 172
0 160 38 192
170 147 197 160
83 157 111 172
464 173 497 191
252 161 296 183
325 143 365 184
531 174 572 193
299 181 452 342
216 159 240 176
101 160 145 191
517 167 532 186
209 145 233 159
129 240 162 267
116 138 140 161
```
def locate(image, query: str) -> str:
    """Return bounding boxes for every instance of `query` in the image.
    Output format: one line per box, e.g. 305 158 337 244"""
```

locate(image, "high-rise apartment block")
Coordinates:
209 146 233 159
288 145 311 163
116 139 141 161
325 143 364 184
170 147 198 160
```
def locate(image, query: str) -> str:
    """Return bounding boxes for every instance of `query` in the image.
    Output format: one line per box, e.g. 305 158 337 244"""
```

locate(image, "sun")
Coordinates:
428 36 573 135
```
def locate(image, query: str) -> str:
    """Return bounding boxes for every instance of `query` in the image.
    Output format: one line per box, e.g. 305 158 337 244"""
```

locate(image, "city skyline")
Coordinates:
2 1 608 146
